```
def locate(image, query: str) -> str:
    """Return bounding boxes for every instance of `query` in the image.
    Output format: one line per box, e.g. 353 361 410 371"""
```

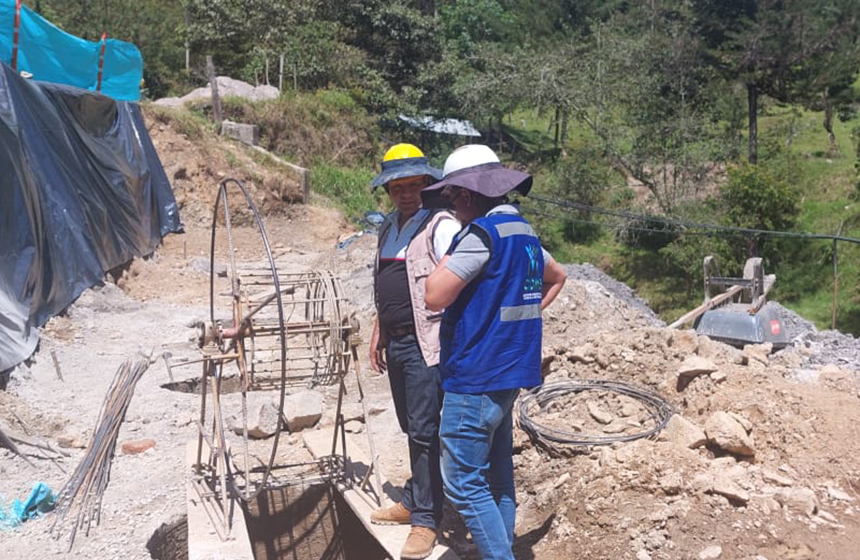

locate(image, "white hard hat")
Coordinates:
442 144 500 177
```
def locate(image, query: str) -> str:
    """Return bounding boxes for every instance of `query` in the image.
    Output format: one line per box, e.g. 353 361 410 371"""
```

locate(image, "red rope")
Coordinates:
11 0 21 71
96 32 106 91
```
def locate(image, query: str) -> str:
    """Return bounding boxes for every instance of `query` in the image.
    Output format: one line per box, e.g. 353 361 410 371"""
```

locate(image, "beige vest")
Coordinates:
375 210 457 367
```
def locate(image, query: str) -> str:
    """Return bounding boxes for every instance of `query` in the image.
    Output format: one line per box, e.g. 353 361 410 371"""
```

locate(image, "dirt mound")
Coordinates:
143 104 304 227
514 325 860 560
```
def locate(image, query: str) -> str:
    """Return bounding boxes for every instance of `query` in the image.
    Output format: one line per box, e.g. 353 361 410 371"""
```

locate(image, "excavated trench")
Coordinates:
244 483 387 560
147 484 387 560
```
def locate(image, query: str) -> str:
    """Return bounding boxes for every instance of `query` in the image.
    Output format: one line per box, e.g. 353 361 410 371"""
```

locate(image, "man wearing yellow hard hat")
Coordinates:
369 143 460 559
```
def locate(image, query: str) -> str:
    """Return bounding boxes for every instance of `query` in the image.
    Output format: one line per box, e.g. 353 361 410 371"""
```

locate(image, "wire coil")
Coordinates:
517 379 674 449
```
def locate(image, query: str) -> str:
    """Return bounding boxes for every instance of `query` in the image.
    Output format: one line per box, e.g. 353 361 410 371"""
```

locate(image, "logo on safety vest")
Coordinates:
523 244 542 294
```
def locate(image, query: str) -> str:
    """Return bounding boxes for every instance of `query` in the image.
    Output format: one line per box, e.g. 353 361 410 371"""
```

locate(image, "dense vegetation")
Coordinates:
30 0 860 333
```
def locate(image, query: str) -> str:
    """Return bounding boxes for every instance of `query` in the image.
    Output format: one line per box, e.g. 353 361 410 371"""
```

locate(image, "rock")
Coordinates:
710 370 728 383
231 401 281 438
188 257 227 277
220 120 259 146
620 401 639 417
636 549 651 560
678 356 718 380
742 343 772 366
659 471 684 495
602 419 628 434
284 390 323 432
699 545 723 560
709 476 750 505
121 438 156 455
704 411 755 457
660 414 707 449
587 401 614 424
344 419 363 433
826 486 854 502
774 487 818 516
696 335 725 360
727 412 752 433
817 509 839 524
57 434 87 449
761 468 793 487
568 344 595 363
670 330 699 356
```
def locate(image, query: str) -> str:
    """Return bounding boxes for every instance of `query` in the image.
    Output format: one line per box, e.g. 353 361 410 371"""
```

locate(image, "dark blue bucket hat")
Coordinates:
370 156 442 191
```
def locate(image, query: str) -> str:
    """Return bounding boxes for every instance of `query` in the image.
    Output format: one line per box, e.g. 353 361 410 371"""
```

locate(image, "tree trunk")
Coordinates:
560 110 569 158
824 91 838 157
748 83 758 164
553 106 560 151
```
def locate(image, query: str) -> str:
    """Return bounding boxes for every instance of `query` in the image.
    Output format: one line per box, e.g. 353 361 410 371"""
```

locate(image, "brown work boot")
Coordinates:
370 501 411 525
400 526 437 560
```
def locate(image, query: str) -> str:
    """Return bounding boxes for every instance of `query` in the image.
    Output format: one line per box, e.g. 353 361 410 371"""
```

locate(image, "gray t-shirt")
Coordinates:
447 204 552 283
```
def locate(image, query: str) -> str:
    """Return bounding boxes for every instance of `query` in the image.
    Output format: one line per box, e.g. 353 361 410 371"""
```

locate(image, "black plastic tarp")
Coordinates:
0 61 181 371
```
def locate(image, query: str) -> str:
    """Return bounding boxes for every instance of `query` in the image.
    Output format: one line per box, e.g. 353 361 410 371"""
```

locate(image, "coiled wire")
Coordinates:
517 379 674 449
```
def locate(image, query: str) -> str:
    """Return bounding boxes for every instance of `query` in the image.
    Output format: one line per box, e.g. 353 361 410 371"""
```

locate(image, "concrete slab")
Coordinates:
302 428 460 560
185 440 255 560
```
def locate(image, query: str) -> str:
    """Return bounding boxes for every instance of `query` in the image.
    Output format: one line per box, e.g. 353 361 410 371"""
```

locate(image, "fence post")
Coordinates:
206 55 222 126
831 238 839 329
279 53 284 91
11 0 21 71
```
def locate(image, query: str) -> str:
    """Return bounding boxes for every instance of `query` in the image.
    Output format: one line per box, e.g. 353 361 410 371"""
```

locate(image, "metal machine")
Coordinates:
670 256 788 349
166 178 383 541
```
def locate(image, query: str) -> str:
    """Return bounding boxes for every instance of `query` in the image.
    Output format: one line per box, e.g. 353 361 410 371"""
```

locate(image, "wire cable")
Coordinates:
517 379 674 450
524 193 860 245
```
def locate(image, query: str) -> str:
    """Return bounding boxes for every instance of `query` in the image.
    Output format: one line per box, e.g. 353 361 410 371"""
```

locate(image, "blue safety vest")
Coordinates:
440 213 544 393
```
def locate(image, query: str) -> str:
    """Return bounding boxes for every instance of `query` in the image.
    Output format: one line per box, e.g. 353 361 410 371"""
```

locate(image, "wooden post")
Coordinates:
206 55 222 126
831 238 839 329
293 62 297 91
278 53 284 91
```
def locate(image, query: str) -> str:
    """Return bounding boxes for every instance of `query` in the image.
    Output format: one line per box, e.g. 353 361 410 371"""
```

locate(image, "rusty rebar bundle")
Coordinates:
50 356 150 549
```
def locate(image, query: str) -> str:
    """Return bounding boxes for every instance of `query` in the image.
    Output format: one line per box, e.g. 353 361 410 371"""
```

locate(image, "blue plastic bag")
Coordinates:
0 482 56 529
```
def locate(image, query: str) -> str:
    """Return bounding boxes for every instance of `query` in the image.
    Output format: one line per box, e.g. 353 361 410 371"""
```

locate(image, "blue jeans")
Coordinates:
386 334 444 529
440 389 520 560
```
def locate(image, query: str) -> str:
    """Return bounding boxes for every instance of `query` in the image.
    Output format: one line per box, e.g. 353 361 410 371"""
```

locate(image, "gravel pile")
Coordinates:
563 263 664 328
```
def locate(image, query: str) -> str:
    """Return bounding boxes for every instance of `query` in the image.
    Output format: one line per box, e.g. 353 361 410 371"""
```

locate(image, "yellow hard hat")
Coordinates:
383 143 425 162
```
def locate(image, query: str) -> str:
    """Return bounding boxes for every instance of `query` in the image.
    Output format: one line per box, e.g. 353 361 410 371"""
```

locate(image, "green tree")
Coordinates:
720 163 800 258
693 0 858 164
539 4 725 214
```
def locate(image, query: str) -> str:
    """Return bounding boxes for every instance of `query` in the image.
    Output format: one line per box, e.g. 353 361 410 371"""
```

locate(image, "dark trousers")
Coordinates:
386 333 444 529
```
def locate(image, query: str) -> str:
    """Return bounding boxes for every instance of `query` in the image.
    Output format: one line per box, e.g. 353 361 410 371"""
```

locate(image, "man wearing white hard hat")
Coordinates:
424 144 566 560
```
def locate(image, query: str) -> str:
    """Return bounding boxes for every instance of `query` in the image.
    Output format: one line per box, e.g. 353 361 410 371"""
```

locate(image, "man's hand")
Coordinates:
369 317 387 373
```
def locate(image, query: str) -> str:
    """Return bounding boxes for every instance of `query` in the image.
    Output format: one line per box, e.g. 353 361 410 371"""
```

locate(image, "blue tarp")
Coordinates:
0 1 142 101
0 61 181 371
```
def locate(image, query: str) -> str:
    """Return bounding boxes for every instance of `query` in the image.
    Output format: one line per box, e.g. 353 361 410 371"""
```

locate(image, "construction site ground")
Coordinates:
2 109 860 560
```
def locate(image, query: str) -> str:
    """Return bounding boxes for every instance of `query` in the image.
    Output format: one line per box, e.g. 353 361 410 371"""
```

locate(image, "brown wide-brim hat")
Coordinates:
421 162 532 207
